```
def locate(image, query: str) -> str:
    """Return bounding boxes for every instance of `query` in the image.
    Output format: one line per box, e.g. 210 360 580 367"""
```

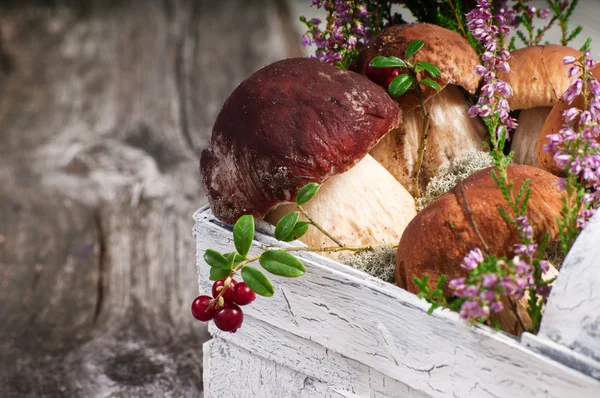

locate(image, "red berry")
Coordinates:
212 278 237 302
213 303 244 333
191 295 216 321
384 68 400 89
365 60 399 89
232 282 256 306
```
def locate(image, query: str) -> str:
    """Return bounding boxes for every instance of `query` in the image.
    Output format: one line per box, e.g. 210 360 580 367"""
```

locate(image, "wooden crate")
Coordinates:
194 206 600 397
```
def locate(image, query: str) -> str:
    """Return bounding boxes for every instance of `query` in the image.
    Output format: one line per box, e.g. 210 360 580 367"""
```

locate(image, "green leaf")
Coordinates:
416 61 441 78
405 40 425 60
580 37 593 52
204 249 229 269
275 212 300 241
296 182 320 205
259 250 306 277
420 78 441 92
223 252 245 268
369 55 407 68
241 266 275 297
281 221 310 242
209 267 231 281
233 215 254 257
388 74 415 97
566 26 583 43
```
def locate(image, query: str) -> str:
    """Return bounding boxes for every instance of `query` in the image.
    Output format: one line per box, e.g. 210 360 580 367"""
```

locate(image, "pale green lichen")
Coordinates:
544 240 566 270
417 150 496 211
339 245 397 283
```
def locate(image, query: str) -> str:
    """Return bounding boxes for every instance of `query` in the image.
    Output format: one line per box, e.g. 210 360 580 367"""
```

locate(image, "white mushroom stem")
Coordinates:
511 107 553 166
370 85 488 196
265 154 417 260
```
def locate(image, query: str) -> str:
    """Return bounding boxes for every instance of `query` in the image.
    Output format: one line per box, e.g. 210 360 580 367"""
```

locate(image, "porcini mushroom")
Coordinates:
497 45 582 166
537 65 600 175
201 58 416 256
395 165 563 334
350 23 488 196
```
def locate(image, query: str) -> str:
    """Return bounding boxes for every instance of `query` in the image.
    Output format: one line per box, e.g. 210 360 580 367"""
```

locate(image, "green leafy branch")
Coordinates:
204 182 395 302
369 40 441 199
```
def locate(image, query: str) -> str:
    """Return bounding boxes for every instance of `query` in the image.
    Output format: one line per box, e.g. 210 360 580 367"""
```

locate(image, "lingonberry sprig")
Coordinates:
192 182 396 333
544 51 600 254
366 40 442 198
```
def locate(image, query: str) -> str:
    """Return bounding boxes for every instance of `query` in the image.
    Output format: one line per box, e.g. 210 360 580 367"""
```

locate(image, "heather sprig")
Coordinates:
417 0 551 333
300 1 403 68
544 51 600 254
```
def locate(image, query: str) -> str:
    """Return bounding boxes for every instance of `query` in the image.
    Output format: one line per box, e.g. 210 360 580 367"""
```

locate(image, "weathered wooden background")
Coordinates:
0 0 300 396
1 0 599 397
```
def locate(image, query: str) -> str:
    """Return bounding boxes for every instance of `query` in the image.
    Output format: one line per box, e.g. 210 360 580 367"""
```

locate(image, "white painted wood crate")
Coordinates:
194 206 600 397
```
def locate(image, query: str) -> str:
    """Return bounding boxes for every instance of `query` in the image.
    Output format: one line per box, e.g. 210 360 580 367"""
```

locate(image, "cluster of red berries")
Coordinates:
365 61 399 89
191 278 256 333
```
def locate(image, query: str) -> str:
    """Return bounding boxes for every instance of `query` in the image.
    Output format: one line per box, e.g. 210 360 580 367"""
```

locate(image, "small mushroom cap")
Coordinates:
396 165 563 294
201 58 402 224
537 65 600 174
350 23 481 112
497 45 582 110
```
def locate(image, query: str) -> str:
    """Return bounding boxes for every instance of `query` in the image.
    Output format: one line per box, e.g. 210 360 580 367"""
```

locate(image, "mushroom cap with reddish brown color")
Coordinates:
200 57 402 224
537 65 600 174
350 23 481 112
497 45 582 110
395 165 563 294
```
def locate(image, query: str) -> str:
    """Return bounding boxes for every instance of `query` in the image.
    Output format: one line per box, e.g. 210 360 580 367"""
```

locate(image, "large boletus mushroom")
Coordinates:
537 65 600 175
497 45 582 166
396 165 563 334
201 58 416 256
350 23 488 196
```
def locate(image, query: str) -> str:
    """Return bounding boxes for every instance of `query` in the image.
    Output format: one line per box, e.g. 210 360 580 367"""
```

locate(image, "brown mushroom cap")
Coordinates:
396 165 563 294
497 45 582 110
537 65 600 174
349 23 481 112
201 58 402 224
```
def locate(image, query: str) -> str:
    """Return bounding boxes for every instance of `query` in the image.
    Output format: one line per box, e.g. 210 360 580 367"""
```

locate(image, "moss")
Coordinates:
417 150 495 210
339 245 397 283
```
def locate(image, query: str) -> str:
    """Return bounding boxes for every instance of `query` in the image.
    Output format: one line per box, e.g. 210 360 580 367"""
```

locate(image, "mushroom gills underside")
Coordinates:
370 85 488 196
511 107 553 166
265 154 417 260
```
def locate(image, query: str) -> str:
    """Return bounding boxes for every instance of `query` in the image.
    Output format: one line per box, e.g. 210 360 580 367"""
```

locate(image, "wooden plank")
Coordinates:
204 317 429 398
195 208 600 398
0 0 301 396
528 211 600 379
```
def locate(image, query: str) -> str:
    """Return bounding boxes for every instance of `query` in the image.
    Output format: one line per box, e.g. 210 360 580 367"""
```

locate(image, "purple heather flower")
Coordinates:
490 301 504 313
563 107 581 123
563 56 577 65
301 35 311 48
538 8 550 19
353 23 365 37
448 277 466 292
539 260 550 273
480 290 495 302
462 248 484 271
536 285 551 299
482 273 498 288
460 300 490 320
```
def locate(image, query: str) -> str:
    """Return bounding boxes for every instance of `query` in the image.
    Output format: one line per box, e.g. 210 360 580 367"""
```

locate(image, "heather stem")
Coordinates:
445 0 468 39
